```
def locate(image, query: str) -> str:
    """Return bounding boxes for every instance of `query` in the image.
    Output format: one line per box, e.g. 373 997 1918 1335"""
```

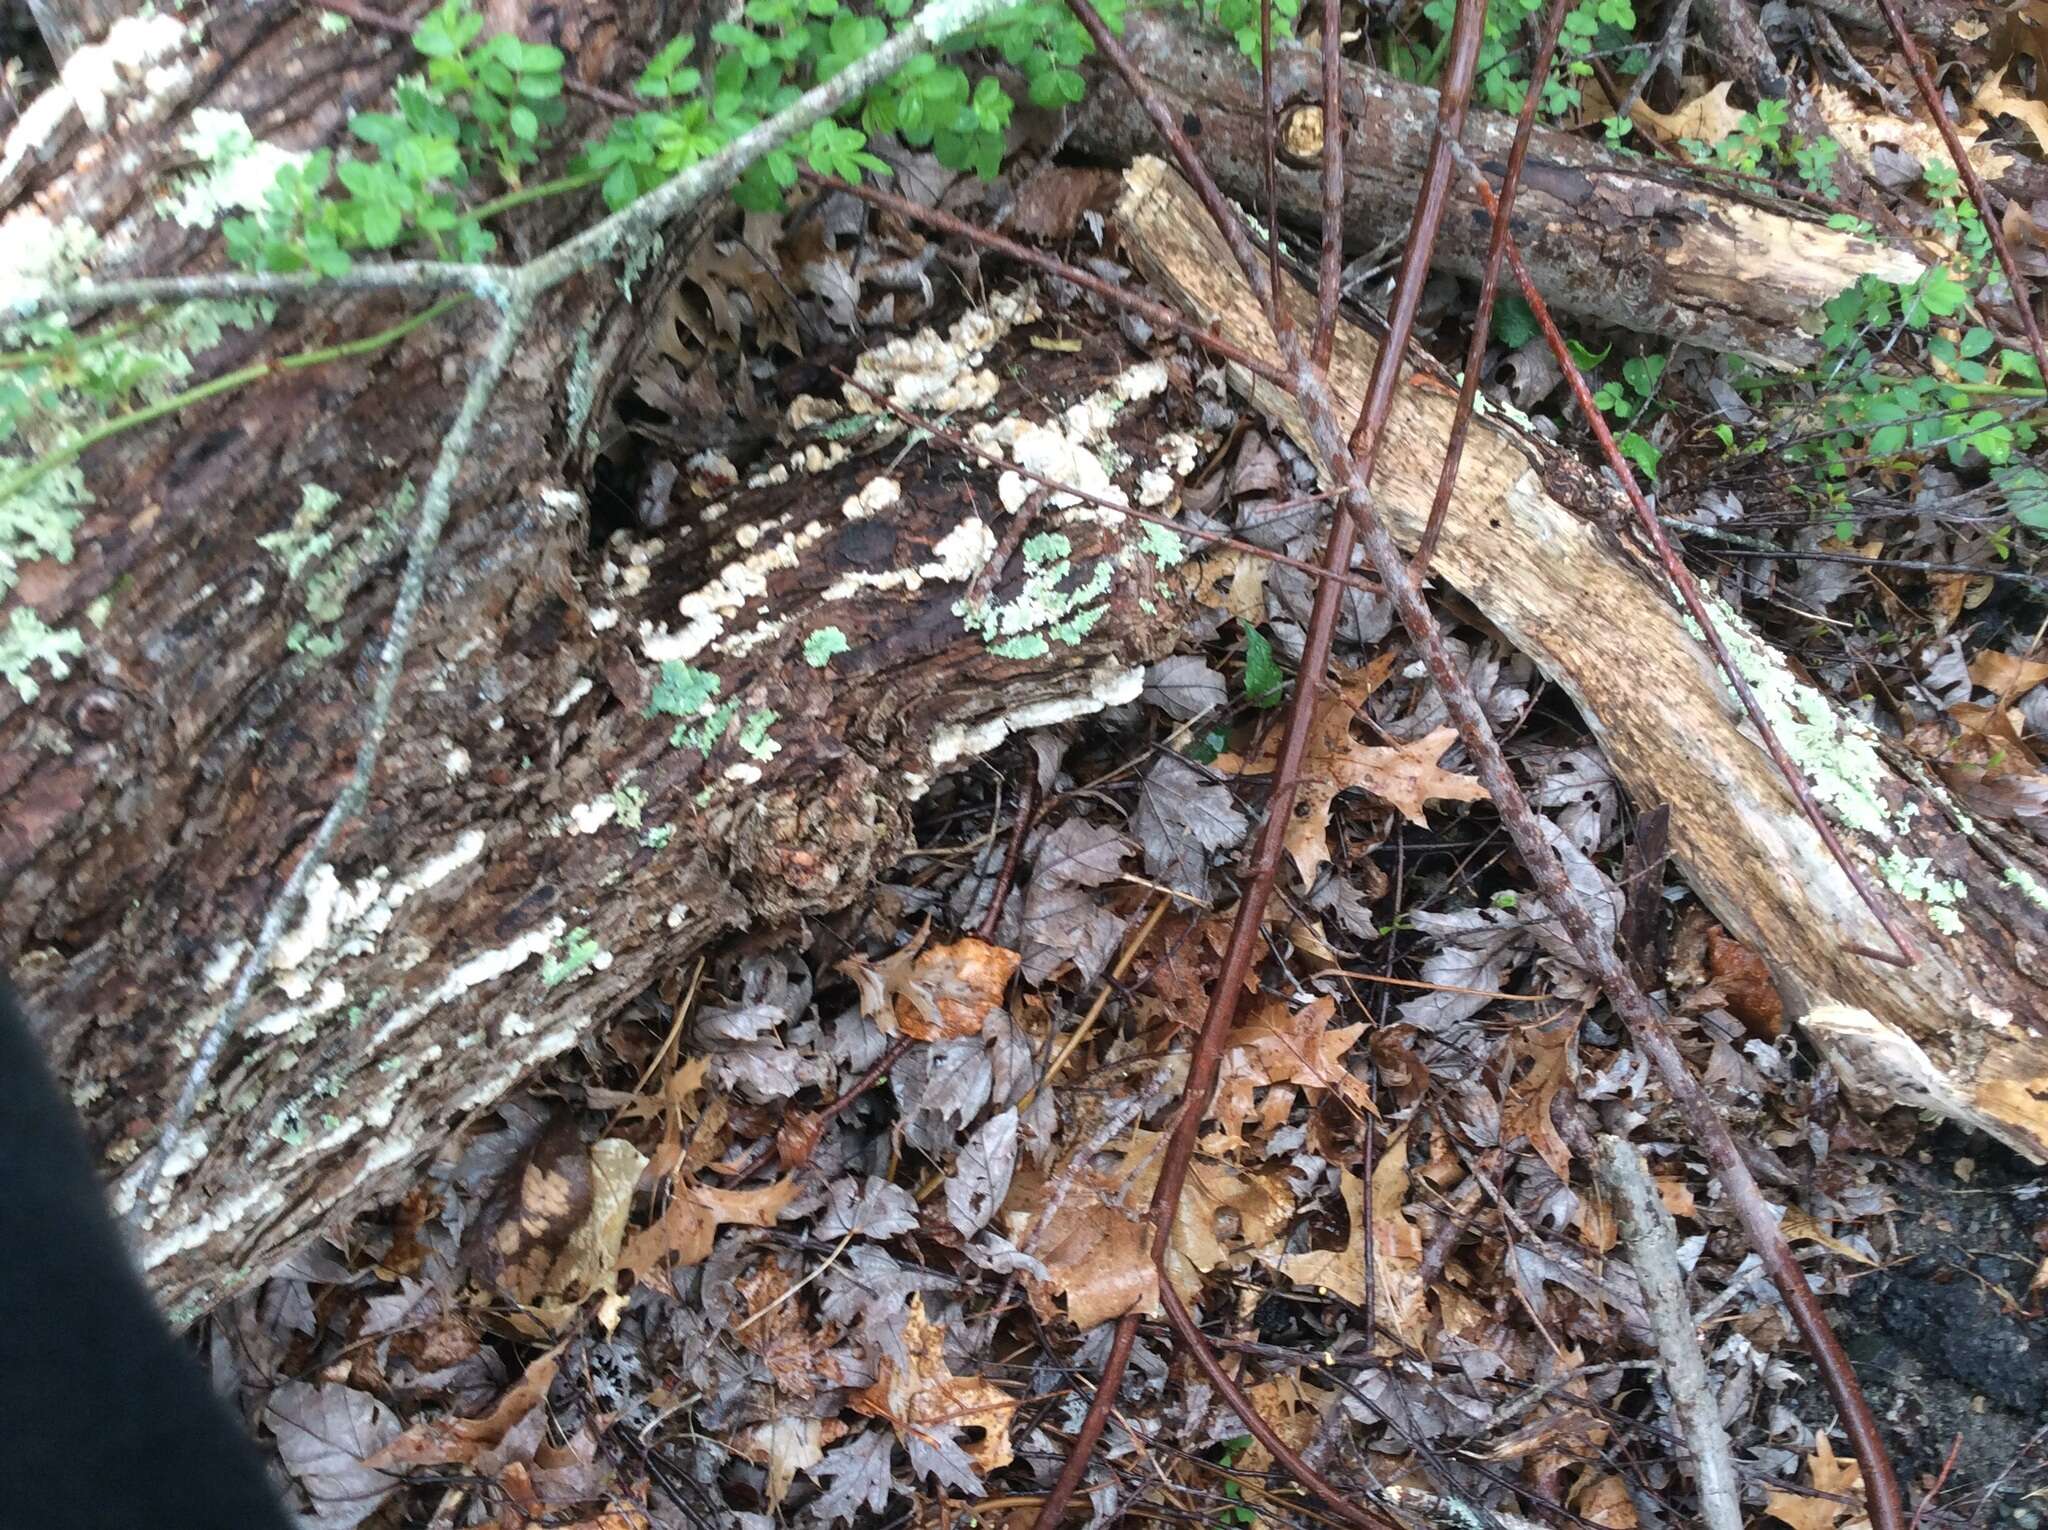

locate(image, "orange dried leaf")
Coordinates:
852 1296 1015 1475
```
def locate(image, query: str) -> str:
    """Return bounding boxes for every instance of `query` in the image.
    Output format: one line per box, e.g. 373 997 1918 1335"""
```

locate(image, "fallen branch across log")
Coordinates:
1119 154 2048 1160
1075 12 1925 366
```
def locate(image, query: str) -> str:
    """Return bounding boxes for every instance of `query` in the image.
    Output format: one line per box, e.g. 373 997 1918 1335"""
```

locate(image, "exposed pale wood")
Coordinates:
1076 13 1924 366
1120 156 2048 1159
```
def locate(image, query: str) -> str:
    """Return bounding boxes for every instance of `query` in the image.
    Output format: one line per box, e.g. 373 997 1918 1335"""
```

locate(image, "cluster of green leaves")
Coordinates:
1588 348 1667 477
1386 0 1639 119
584 0 1107 213
1489 295 1669 479
226 2 566 274
226 0 1115 273
1739 146 2043 537
1782 266 2044 532
1677 96 1840 199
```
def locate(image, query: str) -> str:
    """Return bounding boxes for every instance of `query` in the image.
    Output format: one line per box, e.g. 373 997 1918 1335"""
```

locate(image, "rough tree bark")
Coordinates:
1122 156 2048 1162
0 7 1193 1313
1075 12 1925 367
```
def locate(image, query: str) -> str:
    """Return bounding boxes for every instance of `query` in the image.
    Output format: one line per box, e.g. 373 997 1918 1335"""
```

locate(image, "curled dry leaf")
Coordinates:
1766 1434 1868 1530
1630 81 1748 143
1968 646 2048 698
1501 1024 1577 1183
1705 927 1784 1040
619 1175 800 1290
1020 1167 1160 1329
1117 1129 1295 1300
852 1295 1015 1478
467 1112 594 1304
841 933 1020 1041
368 1345 563 1471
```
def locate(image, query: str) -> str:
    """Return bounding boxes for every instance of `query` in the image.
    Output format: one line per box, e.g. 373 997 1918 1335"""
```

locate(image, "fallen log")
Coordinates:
1075 12 1925 367
0 5 1202 1312
1119 155 2048 1160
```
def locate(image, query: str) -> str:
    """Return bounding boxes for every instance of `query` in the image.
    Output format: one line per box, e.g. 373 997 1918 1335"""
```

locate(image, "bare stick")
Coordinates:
1596 1134 1743 1530
122 299 532 1217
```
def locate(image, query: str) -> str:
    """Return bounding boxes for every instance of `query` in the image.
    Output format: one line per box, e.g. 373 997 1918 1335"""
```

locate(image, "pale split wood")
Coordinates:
1118 155 2048 1159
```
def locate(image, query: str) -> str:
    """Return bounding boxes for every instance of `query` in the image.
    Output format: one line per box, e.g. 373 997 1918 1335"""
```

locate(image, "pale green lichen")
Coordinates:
610 780 647 829
737 708 781 761
956 545 1113 656
1 606 86 700
541 926 605 988
647 658 745 754
1135 522 1186 570
1879 852 1967 935
565 326 599 449
2005 866 2048 910
258 484 341 580
642 823 675 850
1697 594 1905 841
803 626 851 667
260 481 411 658
168 110 312 230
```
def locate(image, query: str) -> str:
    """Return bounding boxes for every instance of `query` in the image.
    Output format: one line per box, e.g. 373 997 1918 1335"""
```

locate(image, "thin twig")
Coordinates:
1412 0 1569 584
123 299 531 1216
1613 0 1693 119
1872 0 2048 390
1596 1134 1742 1530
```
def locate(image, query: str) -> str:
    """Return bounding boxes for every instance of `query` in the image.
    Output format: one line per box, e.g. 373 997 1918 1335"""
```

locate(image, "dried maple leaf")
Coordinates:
1217 996 1375 1126
1024 1168 1160 1329
1766 1435 1867 1530
1573 1471 1640 1529
1968 646 2048 698
1500 1023 1576 1183
368 1346 562 1471
1116 1131 1294 1300
1368 1127 1427 1352
619 1176 799 1290
841 931 1020 1041
1235 658 1483 884
852 1296 1015 1479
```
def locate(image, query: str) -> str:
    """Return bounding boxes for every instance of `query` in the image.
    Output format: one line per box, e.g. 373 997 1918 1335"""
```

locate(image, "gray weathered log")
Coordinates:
1074 12 1923 366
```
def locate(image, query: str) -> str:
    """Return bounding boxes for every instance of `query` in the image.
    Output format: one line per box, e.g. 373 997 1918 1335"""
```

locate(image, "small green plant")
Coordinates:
1215 1435 1258 1528
1590 351 1667 477
1387 0 1639 120
1242 624 1285 708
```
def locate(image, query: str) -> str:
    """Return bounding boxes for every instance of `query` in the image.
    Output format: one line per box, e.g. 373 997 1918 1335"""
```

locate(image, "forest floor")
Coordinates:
103 1 2048 1526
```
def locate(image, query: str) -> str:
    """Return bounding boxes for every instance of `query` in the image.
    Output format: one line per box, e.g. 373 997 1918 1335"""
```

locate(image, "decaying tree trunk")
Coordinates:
1076 12 1925 367
1121 156 2048 1162
0 8 1196 1313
